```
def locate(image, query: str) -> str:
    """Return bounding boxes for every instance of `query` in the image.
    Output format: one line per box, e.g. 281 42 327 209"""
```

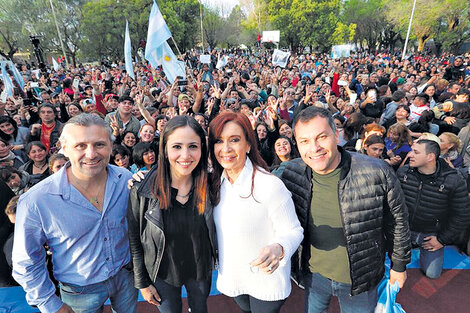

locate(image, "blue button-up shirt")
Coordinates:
12 163 132 313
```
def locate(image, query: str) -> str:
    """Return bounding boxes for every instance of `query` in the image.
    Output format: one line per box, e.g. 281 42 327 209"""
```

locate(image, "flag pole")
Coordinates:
199 0 204 52
170 36 195 81
49 0 69 68
402 0 417 61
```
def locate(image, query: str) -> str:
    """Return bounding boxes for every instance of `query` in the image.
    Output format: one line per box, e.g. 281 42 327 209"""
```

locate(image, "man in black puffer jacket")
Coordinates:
397 139 470 279
276 107 411 313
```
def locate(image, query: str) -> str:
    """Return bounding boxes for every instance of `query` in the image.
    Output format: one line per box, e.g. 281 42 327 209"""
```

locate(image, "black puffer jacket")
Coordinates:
127 166 218 289
397 159 470 245
277 147 411 296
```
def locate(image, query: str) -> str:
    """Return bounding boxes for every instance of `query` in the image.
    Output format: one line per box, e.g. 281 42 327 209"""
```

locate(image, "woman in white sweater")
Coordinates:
208 112 303 313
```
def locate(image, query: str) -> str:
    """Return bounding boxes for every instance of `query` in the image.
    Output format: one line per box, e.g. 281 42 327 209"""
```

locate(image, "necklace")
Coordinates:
33 161 47 170
176 190 192 198
71 176 103 206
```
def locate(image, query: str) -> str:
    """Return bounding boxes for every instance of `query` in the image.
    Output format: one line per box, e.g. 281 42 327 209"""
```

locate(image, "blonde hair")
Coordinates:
441 132 462 151
5 195 19 216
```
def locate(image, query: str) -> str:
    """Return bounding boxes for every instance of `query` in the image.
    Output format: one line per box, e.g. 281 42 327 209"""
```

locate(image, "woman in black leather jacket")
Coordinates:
127 115 217 313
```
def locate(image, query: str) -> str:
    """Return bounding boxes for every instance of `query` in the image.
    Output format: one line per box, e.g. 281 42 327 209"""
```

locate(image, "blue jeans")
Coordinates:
411 231 444 279
153 278 211 313
59 266 138 313
304 272 377 313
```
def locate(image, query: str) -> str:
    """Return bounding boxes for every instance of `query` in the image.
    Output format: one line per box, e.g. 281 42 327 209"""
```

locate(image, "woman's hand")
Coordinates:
140 285 161 306
127 170 147 189
250 243 284 275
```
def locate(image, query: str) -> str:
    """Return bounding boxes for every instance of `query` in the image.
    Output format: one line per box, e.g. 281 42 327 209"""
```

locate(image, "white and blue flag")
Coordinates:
124 20 135 80
52 58 60 71
154 41 186 83
7 61 24 89
1 62 14 99
145 0 171 68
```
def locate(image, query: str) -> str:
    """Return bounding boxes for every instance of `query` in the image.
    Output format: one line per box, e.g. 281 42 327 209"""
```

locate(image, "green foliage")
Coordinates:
0 0 467 63
203 7 224 49
342 0 390 51
385 0 445 51
434 0 470 53
265 0 355 52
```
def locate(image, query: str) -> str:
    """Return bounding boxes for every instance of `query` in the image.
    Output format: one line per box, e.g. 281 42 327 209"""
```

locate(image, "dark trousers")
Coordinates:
233 294 286 313
154 278 211 313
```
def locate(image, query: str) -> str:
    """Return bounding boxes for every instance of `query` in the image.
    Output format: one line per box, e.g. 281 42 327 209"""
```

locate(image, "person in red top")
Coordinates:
28 104 62 153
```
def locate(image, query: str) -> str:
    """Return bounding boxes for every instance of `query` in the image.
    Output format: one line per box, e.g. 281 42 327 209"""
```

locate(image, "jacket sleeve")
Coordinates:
383 166 411 272
437 174 470 245
127 186 153 289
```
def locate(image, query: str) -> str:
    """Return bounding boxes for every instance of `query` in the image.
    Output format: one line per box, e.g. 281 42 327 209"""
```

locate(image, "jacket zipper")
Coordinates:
336 180 354 296
410 176 423 226
144 203 165 283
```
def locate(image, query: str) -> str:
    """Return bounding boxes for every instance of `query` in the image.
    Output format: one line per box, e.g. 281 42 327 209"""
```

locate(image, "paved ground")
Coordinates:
104 268 470 313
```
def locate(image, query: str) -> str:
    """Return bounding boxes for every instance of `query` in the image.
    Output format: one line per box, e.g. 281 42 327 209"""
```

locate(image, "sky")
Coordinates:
201 0 240 15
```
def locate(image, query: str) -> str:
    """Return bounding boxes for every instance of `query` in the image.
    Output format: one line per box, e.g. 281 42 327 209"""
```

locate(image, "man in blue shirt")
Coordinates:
13 114 137 313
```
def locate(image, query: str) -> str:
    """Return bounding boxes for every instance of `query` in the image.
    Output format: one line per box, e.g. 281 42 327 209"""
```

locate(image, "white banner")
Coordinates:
272 49 290 68
200 55 211 64
262 31 280 43
331 44 353 59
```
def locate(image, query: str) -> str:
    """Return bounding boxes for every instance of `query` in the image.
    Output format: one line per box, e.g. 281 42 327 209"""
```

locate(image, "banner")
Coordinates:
331 44 354 59
200 55 211 64
272 49 290 68
262 31 280 43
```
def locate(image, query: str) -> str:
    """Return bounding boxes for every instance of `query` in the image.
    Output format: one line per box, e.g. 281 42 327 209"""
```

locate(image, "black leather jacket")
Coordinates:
397 159 470 245
127 167 218 289
277 147 411 296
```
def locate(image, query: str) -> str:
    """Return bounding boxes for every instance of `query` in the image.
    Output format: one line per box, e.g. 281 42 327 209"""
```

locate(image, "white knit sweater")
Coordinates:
214 158 303 301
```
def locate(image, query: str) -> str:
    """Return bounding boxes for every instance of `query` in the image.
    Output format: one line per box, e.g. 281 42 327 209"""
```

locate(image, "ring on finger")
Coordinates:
268 265 273 271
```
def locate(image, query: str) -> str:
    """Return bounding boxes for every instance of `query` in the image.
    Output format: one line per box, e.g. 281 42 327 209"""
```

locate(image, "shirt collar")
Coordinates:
47 162 121 197
221 157 254 193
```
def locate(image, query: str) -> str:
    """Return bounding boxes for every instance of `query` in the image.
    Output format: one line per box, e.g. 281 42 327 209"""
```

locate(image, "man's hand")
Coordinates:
422 236 444 252
57 303 75 313
389 269 407 289
140 285 161 306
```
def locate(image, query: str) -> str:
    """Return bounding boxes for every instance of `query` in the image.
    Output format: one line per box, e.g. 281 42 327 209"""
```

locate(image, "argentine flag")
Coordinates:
145 0 171 68
154 42 186 83
124 20 135 80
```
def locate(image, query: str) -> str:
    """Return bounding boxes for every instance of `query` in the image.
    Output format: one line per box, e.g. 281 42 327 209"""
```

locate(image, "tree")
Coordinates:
433 0 470 54
342 0 398 52
385 0 446 52
202 7 224 49
265 0 355 52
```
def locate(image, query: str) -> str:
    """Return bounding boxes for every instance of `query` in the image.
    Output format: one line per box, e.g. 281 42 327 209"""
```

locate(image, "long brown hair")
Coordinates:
208 112 268 205
152 115 208 214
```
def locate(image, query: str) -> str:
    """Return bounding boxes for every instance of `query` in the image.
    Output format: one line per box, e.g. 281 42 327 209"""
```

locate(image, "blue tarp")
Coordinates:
2 247 468 313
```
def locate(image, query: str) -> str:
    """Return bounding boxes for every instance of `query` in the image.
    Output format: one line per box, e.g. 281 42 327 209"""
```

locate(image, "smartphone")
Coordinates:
30 82 39 88
73 78 80 89
23 99 32 107
367 89 377 101
178 80 188 86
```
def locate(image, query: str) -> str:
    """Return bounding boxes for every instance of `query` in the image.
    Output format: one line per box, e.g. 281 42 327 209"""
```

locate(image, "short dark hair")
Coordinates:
132 142 156 169
0 166 21 184
293 106 336 134
416 139 440 159
118 95 134 104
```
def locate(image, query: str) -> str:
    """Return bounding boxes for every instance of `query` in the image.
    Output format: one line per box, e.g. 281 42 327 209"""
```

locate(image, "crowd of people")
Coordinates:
1 48 470 313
